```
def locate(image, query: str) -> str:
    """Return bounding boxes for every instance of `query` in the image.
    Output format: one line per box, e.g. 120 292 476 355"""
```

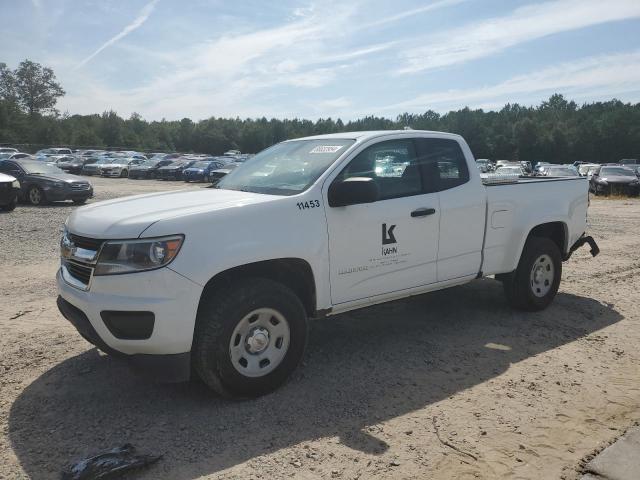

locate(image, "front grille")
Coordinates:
69 234 103 251
65 261 93 285
70 183 91 191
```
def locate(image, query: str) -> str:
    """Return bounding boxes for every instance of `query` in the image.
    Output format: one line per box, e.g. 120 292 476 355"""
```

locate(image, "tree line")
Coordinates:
1 60 639 163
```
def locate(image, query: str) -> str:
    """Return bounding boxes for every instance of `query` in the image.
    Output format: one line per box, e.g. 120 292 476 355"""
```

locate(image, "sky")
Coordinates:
1 0 640 121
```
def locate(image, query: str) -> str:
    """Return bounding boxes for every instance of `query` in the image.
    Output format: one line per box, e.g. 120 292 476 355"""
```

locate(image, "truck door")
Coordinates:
324 138 440 305
414 138 485 281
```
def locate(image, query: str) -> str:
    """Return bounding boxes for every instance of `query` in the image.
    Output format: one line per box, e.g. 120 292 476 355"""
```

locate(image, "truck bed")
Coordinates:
481 175 589 276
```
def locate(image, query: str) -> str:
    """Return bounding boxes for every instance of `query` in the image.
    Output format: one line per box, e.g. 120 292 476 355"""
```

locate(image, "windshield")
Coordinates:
192 161 212 168
137 160 157 167
601 167 635 176
20 161 63 174
218 139 355 195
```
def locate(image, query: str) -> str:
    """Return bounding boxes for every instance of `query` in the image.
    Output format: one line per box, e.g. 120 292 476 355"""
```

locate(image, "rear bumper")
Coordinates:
57 295 191 382
564 235 600 261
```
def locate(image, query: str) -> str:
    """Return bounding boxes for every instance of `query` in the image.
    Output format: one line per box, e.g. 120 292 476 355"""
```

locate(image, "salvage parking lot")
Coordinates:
1 178 639 479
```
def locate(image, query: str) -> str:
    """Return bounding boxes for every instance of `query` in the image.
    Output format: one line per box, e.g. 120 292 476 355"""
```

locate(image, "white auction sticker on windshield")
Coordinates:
309 145 344 154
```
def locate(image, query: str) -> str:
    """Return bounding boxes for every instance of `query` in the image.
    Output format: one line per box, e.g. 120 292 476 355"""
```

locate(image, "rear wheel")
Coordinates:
193 278 308 398
503 237 562 311
120 169 128 178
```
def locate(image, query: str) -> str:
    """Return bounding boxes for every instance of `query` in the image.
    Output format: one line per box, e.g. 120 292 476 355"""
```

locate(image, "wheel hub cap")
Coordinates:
229 308 290 378
530 254 554 298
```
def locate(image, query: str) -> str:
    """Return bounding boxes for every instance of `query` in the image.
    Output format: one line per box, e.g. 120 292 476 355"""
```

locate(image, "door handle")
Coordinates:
411 207 436 217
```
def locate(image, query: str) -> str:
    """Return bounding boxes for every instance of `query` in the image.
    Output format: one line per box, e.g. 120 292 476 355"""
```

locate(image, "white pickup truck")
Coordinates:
57 130 599 397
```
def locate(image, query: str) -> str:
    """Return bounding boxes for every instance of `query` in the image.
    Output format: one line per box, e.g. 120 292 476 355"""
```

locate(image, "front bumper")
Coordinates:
0 185 19 206
56 266 202 382
101 168 123 177
57 296 191 382
44 185 93 201
184 172 205 182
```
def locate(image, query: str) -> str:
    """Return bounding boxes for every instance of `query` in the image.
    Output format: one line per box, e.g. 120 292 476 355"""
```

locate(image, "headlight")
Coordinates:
11 180 20 188
94 235 184 275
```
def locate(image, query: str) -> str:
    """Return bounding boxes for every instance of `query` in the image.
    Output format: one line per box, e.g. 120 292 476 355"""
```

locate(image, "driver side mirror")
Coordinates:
328 177 379 207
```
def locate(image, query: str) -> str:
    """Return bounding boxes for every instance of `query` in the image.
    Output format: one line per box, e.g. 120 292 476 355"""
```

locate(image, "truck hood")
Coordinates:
66 188 279 239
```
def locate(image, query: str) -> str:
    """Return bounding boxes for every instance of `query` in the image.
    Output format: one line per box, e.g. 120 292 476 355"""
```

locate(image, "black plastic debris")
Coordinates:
61 443 161 480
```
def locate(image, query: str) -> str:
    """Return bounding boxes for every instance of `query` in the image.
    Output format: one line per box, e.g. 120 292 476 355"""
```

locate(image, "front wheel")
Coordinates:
27 186 46 206
503 237 562 311
2 197 17 211
192 278 308 398
120 169 128 178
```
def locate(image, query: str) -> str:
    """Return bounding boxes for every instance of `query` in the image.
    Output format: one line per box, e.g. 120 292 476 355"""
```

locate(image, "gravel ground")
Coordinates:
0 178 639 480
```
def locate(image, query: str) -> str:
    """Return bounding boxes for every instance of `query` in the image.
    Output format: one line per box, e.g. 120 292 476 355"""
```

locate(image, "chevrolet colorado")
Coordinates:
56 130 599 397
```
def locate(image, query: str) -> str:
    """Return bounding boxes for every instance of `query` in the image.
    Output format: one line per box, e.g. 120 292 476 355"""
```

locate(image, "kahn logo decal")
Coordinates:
382 223 397 245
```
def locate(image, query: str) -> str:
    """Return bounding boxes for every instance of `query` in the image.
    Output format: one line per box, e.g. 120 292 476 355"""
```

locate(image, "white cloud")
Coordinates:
360 0 469 29
60 1 390 119
399 0 640 74
75 0 159 69
380 50 640 112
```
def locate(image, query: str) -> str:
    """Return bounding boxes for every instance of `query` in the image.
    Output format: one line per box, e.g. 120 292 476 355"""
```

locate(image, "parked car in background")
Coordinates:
223 149 241 157
0 172 20 211
577 163 599 177
520 161 533 174
0 147 18 155
100 153 147 178
35 148 73 162
542 166 579 177
156 159 198 180
128 158 175 179
183 158 228 182
620 159 639 166
533 162 552 173
0 159 93 205
82 158 112 176
589 165 640 196
475 158 492 173
208 163 239 185
58 155 90 174
0 152 32 160
625 165 640 177
495 165 524 176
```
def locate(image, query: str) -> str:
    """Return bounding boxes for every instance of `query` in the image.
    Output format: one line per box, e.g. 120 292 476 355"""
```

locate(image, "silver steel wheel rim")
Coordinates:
530 254 554 298
229 308 290 378
30 188 41 204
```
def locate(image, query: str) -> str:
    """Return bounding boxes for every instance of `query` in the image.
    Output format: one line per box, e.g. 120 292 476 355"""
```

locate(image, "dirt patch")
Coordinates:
1 179 639 479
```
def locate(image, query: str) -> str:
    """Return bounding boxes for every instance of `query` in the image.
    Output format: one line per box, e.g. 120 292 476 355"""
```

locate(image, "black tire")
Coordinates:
27 186 46 206
503 237 562 311
73 198 87 205
192 278 308 398
2 197 17 211
120 169 128 178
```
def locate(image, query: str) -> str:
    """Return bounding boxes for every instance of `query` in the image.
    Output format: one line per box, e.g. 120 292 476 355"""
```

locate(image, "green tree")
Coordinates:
12 60 65 115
